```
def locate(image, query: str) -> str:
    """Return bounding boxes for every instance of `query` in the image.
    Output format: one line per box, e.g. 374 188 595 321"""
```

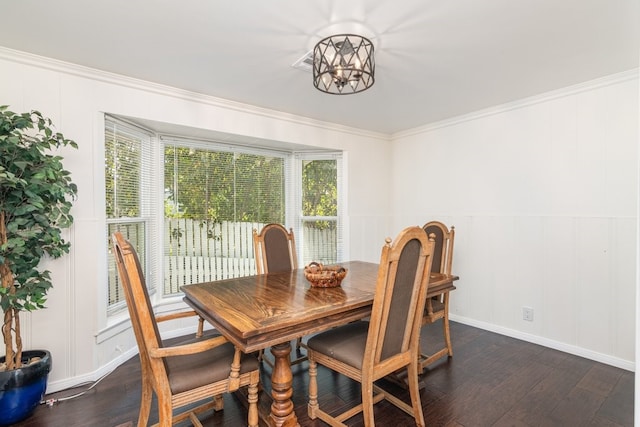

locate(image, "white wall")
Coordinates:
0 48 392 391
391 71 638 369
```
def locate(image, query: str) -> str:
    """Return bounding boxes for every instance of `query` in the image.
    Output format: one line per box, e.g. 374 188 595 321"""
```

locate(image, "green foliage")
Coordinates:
163 146 286 224
105 127 140 218
302 160 337 230
0 105 77 368
110 137 338 271
162 148 338 230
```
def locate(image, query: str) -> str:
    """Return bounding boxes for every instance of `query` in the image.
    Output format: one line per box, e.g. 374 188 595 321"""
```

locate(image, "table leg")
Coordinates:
269 342 299 427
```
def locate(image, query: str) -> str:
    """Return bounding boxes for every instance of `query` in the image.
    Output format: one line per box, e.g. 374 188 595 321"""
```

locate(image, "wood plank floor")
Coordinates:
14 322 633 426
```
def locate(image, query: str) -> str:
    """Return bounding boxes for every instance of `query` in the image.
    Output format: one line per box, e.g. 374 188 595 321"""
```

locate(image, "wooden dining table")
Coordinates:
181 260 458 427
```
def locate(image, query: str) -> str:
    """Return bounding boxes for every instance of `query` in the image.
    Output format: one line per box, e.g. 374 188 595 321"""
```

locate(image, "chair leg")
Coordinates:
213 394 224 411
442 293 453 357
248 381 259 427
258 348 275 368
157 394 173 427
361 382 375 427
138 379 153 427
196 316 204 338
307 359 319 420
406 361 426 426
292 338 308 365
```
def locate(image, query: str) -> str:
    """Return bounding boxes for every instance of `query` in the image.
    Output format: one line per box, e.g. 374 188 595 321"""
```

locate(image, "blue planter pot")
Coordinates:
0 350 51 426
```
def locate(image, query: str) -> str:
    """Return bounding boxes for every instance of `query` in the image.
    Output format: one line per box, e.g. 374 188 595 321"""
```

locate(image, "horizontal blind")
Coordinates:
297 154 343 265
162 138 288 293
105 116 156 309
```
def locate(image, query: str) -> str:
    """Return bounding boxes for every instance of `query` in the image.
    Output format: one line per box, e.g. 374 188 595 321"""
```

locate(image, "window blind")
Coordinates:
105 116 156 309
162 138 290 293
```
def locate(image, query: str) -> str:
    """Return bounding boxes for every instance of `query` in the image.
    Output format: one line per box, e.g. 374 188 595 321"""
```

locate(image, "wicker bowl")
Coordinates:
304 262 348 288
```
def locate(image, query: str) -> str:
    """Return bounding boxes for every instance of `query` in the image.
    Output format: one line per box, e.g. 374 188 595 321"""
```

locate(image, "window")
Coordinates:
105 118 344 309
298 156 342 265
162 139 290 294
105 117 156 309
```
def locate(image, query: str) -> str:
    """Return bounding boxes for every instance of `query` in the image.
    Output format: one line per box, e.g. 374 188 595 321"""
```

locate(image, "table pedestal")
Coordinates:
269 342 299 427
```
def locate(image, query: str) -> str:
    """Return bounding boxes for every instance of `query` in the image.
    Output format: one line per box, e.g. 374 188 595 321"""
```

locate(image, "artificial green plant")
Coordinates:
0 105 77 371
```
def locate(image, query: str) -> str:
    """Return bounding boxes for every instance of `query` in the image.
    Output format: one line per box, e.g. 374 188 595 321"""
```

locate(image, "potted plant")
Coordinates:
0 105 77 425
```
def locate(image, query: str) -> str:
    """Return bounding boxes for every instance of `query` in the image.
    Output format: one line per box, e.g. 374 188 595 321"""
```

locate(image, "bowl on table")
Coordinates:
304 262 348 288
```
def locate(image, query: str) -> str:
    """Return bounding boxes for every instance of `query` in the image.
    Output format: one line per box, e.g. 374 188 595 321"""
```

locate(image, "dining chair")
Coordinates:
420 220 456 370
306 226 435 426
252 223 306 367
111 232 260 427
253 223 298 273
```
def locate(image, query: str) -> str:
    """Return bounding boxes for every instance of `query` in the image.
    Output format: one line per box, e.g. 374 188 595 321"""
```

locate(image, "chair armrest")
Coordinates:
155 310 200 323
156 309 206 338
149 335 229 358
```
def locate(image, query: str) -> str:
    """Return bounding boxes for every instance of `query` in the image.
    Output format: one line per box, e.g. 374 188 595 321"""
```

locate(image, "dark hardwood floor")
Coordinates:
15 322 633 426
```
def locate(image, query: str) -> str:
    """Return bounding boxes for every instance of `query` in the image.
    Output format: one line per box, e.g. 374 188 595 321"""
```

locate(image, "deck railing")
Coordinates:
164 219 260 293
109 219 338 304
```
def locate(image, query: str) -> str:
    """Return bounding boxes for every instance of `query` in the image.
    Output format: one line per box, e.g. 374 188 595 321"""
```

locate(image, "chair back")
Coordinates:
253 223 298 274
111 232 169 379
364 226 435 370
423 221 455 275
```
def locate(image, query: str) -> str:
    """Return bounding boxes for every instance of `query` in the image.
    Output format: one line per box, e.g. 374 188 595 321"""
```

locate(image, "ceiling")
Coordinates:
0 0 638 135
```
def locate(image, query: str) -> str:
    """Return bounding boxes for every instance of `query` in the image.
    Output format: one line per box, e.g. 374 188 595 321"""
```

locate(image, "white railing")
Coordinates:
163 219 337 294
109 220 338 302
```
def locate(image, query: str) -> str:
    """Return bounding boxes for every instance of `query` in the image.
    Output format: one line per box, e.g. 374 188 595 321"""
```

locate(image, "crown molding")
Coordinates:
393 68 639 139
0 46 388 141
4 45 632 143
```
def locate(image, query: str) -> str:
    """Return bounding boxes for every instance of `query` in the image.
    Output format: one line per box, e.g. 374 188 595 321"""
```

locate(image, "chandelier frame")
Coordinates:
312 34 375 95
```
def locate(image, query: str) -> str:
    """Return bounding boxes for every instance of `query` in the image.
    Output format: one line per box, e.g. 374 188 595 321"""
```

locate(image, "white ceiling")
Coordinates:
0 0 638 135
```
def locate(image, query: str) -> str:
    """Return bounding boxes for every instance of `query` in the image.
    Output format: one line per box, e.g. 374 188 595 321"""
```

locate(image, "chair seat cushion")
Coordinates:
166 333 259 394
307 321 369 370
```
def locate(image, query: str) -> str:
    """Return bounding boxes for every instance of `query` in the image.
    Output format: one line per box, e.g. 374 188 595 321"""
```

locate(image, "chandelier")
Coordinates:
312 34 375 94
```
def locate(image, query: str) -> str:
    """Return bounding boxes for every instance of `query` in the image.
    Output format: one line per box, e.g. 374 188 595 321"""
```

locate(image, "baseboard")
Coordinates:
46 347 138 394
47 325 206 394
449 314 634 372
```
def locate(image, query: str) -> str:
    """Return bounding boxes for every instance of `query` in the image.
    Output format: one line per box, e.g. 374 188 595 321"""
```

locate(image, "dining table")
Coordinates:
181 260 458 427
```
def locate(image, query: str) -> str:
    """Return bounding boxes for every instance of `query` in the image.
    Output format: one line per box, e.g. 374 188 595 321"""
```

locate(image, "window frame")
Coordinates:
105 116 158 316
294 152 345 265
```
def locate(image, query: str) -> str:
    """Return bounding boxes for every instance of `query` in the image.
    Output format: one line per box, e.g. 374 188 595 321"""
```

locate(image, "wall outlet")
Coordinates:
523 307 534 322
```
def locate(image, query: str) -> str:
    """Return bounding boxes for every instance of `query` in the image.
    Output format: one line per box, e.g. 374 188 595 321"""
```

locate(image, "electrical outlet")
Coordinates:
523 307 534 322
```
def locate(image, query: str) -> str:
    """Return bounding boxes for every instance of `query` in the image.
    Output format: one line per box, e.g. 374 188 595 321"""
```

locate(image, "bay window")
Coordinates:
105 117 343 310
